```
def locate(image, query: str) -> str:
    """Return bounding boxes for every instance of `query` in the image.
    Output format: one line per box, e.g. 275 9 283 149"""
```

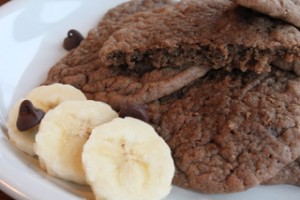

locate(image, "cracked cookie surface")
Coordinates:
45 0 211 110
99 0 300 74
147 68 300 193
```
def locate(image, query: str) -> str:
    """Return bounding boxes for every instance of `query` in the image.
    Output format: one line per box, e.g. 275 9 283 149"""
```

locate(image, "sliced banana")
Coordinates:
82 117 175 200
26 83 86 111
7 83 86 156
34 100 118 185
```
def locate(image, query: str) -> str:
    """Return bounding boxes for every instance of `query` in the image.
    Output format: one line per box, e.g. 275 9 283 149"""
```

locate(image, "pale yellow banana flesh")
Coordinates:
7 83 175 199
82 117 175 200
34 100 118 185
7 83 86 156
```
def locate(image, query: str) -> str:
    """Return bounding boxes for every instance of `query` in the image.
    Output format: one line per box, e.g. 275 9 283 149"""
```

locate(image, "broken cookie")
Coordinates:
99 0 300 74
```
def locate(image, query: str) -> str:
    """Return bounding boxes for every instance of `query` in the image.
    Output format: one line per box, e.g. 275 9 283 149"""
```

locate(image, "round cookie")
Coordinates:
148 68 300 193
44 0 211 110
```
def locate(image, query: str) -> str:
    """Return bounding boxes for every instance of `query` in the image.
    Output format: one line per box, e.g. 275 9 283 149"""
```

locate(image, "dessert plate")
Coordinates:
0 0 299 199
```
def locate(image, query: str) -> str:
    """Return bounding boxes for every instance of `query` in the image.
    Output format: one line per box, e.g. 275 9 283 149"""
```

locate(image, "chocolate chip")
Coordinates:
16 100 45 132
119 102 149 123
63 29 84 51
134 64 154 75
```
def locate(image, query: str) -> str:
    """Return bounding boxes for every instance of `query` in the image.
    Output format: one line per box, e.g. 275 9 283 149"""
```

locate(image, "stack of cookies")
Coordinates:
44 0 300 194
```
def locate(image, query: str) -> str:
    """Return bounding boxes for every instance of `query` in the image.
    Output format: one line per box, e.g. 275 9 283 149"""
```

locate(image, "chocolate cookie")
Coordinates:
45 0 176 79
99 0 300 74
236 0 300 28
145 68 300 193
235 0 300 75
263 157 300 186
45 0 212 110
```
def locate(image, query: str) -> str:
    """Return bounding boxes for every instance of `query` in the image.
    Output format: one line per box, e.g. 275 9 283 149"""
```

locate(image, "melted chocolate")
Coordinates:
119 102 149 123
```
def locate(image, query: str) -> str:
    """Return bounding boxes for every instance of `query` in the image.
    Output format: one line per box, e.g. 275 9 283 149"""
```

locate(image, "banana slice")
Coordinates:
26 83 86 111
82 117 175 200
7 83 86 156
34 100 118 185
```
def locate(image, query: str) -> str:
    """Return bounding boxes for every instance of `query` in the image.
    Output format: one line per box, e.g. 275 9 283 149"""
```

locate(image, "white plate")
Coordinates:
0 1 300 200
